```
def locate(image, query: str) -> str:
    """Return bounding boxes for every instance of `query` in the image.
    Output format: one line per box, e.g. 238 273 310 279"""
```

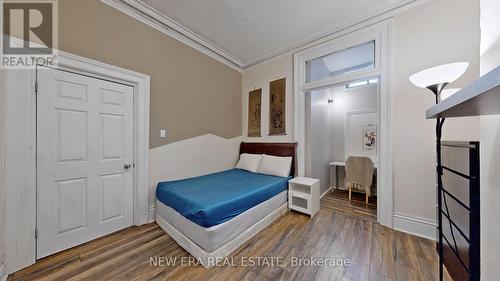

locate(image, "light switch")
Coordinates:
160 130 166 138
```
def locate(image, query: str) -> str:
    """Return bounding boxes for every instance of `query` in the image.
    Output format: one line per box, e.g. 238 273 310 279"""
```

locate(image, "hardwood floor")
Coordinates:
9 193 449 281
325 189 377 222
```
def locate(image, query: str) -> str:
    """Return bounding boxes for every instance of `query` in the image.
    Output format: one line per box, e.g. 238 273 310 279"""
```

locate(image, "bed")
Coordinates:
155 142 297 268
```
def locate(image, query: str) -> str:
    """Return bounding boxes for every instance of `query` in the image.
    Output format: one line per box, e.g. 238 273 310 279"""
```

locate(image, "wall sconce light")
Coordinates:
328 99 334 104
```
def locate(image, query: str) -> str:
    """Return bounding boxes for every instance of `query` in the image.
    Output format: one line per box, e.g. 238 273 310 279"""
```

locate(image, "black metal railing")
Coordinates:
437 141 480 281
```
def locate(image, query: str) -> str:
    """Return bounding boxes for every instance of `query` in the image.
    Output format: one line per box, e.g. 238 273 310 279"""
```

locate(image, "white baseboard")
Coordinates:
393 213 436 240
320 187 333 199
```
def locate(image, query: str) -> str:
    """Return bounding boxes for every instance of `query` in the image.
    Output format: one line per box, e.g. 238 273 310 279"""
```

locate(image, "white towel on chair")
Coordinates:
345 156 374 197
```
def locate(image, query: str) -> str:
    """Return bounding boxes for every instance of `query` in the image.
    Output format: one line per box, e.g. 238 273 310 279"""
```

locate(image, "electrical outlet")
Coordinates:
160 130 166 138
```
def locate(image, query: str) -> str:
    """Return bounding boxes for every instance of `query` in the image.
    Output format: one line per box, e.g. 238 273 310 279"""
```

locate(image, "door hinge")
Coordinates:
35 81 39 94
35 228 38 239
133 162 136 168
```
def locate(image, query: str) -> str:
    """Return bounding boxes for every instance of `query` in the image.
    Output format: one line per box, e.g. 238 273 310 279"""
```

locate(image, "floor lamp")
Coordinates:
409 61 469 281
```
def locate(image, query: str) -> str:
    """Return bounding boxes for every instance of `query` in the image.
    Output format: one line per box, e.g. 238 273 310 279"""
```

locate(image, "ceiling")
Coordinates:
139 0 412 68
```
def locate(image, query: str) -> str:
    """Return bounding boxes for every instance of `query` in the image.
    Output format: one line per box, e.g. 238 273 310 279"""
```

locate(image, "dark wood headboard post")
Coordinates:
239 142 298 177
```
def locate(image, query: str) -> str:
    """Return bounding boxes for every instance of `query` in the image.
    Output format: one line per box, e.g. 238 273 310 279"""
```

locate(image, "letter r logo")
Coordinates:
2 2 53 55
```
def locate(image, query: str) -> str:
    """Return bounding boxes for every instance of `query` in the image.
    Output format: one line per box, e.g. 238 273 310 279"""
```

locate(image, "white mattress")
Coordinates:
156 190 288 252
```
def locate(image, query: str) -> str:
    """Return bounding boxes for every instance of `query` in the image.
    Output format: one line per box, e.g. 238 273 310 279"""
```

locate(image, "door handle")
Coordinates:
124 163 131 170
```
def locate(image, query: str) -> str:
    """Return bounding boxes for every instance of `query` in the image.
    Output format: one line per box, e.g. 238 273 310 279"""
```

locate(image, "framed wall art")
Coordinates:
362 124 377 153
269 78 286 135
248 88 262 137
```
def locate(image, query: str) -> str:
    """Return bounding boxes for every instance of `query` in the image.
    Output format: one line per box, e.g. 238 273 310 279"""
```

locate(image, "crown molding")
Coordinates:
101 0 244 72
102 0 429 71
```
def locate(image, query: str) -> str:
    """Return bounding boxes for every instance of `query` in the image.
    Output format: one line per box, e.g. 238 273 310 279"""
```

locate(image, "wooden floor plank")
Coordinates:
11 224 159 281
10 192 444 281
39 229 167 281
342 219 373 281
313 214 352 281
323 189 377 222
369 224 397 280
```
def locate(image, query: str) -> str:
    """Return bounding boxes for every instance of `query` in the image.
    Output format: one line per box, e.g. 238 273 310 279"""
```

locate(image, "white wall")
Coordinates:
479 117 500 281
328 84 378 162
242 54 294 142
307 84 378 194
391 0 480 231
479 0 500 279
306 89 332 195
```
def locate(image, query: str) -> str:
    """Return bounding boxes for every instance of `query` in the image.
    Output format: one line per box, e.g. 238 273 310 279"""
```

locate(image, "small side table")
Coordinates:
288 177 320 217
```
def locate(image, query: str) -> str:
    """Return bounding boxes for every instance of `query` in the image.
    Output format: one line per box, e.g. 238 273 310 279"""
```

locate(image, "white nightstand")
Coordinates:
288 177 320 217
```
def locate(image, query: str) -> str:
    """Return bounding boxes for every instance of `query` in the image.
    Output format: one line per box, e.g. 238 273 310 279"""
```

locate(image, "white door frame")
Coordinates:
3 49 150 273
293 21 394 227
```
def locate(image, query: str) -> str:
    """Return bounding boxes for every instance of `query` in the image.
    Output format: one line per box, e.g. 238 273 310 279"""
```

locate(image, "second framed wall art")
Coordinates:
269 78 286 135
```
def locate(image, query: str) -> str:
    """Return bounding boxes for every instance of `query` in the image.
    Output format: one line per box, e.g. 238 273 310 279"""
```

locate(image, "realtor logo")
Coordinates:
1 1 58 69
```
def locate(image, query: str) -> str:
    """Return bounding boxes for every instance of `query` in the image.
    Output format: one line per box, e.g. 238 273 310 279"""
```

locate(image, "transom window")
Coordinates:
305 40 375 83
345 78 379 89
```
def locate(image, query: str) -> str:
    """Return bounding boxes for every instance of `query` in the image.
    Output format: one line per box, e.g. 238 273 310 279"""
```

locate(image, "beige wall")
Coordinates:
391 0 480 222
480 0 500 279
242 54 294 142
58 0 242 148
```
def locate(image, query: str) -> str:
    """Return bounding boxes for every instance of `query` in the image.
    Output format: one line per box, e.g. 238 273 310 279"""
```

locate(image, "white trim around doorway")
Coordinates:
293 21 394 228
3 46 150 274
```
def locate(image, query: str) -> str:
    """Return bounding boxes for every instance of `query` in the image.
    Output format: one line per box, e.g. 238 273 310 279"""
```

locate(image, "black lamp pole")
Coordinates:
427 84 446 281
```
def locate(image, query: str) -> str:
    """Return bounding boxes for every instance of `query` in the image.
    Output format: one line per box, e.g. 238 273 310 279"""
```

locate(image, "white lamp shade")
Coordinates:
409 62 469 88
440 88 461 100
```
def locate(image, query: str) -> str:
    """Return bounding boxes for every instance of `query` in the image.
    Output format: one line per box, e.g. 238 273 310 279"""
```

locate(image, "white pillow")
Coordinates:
257 154 292 177
235 153 262 172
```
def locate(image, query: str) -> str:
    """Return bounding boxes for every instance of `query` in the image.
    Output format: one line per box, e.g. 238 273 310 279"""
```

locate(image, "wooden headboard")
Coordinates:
239 142 298 177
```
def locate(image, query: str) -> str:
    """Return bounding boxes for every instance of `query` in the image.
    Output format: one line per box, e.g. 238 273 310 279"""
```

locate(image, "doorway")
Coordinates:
294 22 393 227
306 79 379 221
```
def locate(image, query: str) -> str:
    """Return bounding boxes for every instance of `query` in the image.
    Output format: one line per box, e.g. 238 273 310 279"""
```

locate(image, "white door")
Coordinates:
36 67 134 258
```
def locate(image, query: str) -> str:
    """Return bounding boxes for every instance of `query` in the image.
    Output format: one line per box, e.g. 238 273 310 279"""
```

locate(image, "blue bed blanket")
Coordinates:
156 169 291 227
